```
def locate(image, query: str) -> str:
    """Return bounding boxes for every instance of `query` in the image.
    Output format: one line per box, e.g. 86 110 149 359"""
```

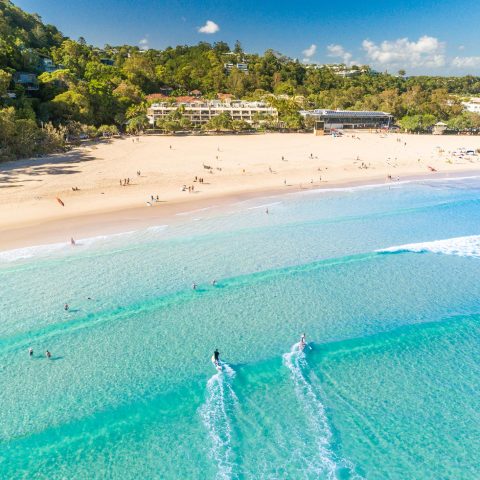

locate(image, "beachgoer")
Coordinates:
212 279 217 286
266 208 269 214
214 349 220 364
192 282 197 290
28 347 33 357
64 303 69 311
70 237 76 246
45 350 51 359
300 333 306 349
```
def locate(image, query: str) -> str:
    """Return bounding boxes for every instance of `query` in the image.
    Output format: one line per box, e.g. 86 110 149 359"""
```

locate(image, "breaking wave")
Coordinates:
377 234 480 259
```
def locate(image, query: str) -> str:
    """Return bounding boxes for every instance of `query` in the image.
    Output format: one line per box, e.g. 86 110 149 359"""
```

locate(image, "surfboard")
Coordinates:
211 355 222 371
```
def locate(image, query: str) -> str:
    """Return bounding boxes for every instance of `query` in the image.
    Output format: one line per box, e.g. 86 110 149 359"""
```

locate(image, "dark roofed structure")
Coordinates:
300 109 393 134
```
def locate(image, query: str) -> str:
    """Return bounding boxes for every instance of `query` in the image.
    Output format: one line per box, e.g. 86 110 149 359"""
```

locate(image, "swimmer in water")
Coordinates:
211 279 217 286
64 303 69 311
45 350 51 359
192 282 197 290
28 347 33 357
213 349 220 365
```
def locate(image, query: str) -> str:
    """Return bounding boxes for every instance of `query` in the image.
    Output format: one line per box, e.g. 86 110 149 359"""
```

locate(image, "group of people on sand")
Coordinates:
193 176 205 183
120 178 131 186
182 185 196 193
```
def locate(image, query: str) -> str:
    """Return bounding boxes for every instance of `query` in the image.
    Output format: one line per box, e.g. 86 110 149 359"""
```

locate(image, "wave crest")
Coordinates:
377 234 480 258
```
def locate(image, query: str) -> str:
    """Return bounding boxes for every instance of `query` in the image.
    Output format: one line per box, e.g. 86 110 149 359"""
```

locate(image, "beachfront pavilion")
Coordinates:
300 109 393 134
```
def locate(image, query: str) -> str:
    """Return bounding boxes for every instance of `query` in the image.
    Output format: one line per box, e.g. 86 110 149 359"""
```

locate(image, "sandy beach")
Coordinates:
1 132 479 251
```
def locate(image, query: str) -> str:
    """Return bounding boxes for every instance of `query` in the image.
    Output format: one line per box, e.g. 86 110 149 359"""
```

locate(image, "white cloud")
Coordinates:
198 20 219 34
302 44 317 58
139 37 149 50
452 56 480 68
362 35 445 68
327 44 358 66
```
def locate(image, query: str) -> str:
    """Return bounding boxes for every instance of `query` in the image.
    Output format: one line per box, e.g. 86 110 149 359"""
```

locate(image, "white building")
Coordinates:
462 98 480 114
147 100 277 127
224 63 249 73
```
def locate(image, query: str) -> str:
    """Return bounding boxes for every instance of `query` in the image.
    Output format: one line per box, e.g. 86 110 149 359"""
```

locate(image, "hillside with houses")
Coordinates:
1 0 480 161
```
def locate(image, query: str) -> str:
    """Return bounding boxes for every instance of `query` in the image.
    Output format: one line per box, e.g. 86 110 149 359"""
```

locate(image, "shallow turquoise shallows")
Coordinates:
1 176 480 479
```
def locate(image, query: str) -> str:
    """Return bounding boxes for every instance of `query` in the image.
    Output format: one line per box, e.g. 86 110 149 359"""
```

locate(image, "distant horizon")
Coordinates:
12 0 480 77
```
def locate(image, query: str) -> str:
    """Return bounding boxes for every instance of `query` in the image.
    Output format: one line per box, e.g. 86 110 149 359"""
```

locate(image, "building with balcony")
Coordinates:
13 72 39 92
147 100 277 127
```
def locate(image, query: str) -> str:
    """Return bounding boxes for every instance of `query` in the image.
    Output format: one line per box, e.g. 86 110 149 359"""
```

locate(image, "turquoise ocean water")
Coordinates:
1 176 480 479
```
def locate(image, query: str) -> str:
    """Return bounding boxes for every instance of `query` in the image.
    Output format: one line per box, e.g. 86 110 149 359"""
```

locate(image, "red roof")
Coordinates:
217 93 234 100
146 93 169 101
175 96 201 103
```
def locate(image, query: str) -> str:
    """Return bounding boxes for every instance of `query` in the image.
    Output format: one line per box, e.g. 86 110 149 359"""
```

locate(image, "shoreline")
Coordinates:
2 132 480 252
1 169 478 254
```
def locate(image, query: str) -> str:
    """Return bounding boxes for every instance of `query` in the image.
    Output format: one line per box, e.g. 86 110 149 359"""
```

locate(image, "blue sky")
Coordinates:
14 0 480 75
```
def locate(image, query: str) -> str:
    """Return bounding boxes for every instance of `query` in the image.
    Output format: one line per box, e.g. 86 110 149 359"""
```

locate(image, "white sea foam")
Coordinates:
0 225 168 263
145 224 169 233
246 201 282 210
199 362 237 480
378 234 480 258
292 175 480 197
175 206 217 216
283 343 339 479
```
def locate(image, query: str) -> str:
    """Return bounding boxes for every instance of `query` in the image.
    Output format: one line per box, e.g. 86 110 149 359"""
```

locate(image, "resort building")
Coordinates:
147 100 277 127
300 109 393 134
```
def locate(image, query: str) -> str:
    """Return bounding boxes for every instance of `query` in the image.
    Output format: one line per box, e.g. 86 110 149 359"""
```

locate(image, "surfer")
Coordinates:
213 349 220 366
300 333 306 350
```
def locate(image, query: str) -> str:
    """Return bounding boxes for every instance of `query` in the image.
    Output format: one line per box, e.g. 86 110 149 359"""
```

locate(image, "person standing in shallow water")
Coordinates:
45 350 51 359
28 347 33 357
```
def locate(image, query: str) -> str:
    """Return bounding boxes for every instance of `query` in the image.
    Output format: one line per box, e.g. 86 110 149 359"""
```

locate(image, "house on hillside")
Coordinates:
38 55 59 73
13 72 39 92
462 98 480 114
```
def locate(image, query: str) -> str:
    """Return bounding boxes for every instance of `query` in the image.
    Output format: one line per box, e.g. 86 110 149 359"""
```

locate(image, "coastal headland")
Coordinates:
1 132 479 251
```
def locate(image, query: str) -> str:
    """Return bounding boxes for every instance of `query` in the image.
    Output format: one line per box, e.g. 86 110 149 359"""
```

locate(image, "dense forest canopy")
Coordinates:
1 0 480 161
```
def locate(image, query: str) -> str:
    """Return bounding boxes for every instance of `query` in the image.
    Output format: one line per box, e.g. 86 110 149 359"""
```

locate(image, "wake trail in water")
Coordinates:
200 362 238 480
283 343 361 479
